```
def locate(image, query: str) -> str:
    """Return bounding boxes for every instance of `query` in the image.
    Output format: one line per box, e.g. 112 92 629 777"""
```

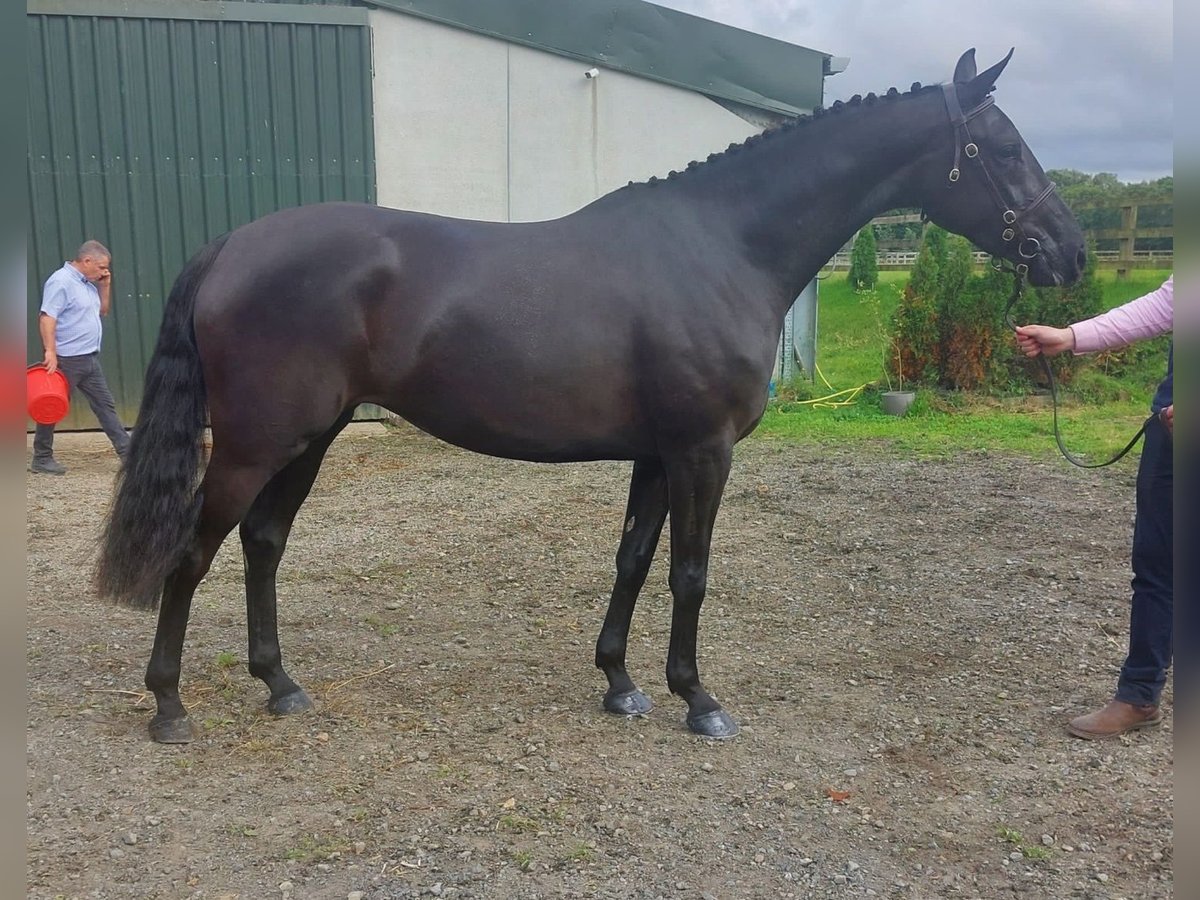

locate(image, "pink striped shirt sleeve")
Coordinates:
1070 276 1173 354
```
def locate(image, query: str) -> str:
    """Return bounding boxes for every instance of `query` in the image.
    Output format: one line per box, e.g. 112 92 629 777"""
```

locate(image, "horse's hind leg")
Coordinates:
145 453 279 743
239 410 353 716
596 458 668 716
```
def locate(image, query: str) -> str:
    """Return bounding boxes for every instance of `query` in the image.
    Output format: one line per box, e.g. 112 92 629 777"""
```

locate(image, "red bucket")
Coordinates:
27 364 70 425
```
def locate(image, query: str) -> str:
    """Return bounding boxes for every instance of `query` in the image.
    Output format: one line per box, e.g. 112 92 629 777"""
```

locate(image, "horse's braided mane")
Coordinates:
627 82 942 188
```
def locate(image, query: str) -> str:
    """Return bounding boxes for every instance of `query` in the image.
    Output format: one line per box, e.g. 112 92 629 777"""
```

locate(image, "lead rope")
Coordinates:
999 266 1153 468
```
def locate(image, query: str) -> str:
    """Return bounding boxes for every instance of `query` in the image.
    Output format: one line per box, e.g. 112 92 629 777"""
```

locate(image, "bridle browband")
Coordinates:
939 83 1057 278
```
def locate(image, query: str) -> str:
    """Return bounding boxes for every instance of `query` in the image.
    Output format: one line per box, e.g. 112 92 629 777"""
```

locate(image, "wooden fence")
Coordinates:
823 248 1173 273
843 204 1172 275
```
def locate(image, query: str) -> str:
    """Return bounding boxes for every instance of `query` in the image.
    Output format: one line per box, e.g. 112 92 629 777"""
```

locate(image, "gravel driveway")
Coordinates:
27 423 1172 899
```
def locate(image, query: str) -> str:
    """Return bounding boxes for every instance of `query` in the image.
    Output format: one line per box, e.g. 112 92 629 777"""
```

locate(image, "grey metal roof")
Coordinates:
33 0 833 113
362 0 832 115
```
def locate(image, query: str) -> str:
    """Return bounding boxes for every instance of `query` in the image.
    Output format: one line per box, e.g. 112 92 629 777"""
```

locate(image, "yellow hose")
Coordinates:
787 362 871 409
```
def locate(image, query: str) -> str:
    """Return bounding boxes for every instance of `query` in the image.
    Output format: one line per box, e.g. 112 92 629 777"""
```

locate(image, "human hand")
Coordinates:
43 350 58 376
1160 404 1173 436
1014 324 1075 358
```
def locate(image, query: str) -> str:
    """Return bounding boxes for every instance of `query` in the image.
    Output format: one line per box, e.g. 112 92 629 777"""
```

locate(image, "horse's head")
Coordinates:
919 49 1086 287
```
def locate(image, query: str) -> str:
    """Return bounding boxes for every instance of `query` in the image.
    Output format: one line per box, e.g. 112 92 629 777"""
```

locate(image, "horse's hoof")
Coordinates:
686 709 739 739
268 689 314 716
149 716 194 744
603 688 653 716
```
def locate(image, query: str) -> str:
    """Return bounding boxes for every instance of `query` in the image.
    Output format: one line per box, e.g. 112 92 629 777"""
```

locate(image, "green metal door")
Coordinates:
27 0 376 429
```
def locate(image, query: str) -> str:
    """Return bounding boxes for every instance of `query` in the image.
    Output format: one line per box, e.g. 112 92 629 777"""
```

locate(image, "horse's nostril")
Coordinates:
1076 247 1087 271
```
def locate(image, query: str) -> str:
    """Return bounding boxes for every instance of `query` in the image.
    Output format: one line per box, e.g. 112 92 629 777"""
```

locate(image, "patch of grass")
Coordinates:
213 651 239 670
231 736 287 758
564 843 594 863
1097 270 1172 311
364 615 401 638
755 391 1155 461
811 273 906 390
497 813 541 834
998 826 1054 862
513 850 534 872
281 834 350 862
773 373 816 403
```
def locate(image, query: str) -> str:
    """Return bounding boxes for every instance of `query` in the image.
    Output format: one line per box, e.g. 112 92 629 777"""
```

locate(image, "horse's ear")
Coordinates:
974 48 1014 89
953 49 977 84
958 48 1014 107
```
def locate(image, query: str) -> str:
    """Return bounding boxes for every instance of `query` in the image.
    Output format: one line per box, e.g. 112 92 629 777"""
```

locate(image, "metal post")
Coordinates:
774 279 819 390
791 277 818 382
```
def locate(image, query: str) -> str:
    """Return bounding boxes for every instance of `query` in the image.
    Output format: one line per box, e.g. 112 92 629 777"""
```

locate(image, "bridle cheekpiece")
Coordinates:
940 83 1057 278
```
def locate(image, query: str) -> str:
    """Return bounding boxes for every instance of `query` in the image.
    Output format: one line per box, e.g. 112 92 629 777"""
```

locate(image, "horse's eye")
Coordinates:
999 144 1021 161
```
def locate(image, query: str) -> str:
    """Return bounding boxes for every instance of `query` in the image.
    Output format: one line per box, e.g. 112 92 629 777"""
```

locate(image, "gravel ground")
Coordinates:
27 423 1172 899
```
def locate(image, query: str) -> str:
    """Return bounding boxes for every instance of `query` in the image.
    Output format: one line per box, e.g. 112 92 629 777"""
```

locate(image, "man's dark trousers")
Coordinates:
32 352 130 462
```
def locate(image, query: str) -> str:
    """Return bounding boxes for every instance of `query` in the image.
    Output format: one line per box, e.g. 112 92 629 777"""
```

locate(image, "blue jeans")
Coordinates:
1115 414 1173 706
32 352 131 461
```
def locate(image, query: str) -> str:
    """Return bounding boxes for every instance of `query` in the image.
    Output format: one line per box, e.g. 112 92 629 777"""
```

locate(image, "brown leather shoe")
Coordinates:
1067 700 1161 740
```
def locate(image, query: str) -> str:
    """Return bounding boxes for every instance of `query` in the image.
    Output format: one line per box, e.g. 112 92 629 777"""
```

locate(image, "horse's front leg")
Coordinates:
596 458 669 715
663 443 738 738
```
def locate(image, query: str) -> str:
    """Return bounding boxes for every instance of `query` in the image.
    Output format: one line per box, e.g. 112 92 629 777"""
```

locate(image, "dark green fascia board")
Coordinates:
26 0 370 26
363 0 829 115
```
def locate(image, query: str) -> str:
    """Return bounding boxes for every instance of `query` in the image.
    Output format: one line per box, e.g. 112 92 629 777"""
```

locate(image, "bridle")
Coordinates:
935 83 1153 469
939 83 1057 278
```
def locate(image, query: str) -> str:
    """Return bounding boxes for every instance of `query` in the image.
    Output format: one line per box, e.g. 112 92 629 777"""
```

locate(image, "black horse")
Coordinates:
97 49 1084 743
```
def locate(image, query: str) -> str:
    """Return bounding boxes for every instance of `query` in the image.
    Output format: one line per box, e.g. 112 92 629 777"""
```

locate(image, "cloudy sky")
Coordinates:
651 0 1173 183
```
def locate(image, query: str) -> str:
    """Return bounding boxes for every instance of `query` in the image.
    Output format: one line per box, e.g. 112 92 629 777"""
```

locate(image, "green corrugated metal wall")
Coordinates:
27 0 376 430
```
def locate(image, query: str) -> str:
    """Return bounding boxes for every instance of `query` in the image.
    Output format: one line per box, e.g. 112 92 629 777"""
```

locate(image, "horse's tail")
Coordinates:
94 232 231 609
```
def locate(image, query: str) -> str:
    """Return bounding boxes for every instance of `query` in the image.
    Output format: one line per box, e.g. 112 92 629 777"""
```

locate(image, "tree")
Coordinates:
890 224 1126 394
935 236 973 344
940 264 1014 391
846 226 878 291
936 236 987 388
890 233 941 385
923 223 949 272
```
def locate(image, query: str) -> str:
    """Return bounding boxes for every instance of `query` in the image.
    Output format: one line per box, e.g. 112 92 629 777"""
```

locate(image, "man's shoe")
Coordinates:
30 459 67 475
1067 700 1161 740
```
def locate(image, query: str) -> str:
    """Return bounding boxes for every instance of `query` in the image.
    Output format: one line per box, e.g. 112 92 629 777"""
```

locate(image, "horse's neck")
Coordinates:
676 91 944 306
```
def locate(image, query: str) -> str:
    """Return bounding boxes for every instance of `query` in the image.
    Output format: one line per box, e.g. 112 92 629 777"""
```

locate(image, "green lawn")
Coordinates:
754 268 1171 461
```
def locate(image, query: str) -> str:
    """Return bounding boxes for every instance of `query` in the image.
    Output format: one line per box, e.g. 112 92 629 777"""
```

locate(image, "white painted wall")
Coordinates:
370 12 510 220
370 10 772 222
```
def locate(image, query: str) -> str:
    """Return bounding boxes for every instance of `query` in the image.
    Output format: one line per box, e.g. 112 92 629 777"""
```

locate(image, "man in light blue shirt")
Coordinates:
32 240 131 474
